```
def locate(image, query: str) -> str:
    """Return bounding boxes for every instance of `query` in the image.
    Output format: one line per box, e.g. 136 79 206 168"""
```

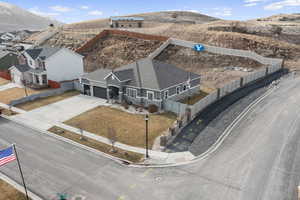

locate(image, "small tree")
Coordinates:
107 126 117 153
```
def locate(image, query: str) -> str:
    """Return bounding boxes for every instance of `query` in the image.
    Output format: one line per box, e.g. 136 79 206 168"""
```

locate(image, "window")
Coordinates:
183 85 187 91
127 88 137 98
147 91 154 101
42 75 47 84
176 86 181 94
164 91 169 99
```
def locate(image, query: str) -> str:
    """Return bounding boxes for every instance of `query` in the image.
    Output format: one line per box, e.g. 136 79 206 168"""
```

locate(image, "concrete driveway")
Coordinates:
0 83 20 92
11 95 109 130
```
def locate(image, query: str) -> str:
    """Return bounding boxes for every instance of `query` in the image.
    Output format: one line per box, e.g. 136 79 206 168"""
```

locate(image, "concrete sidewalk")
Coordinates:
0 83 20 91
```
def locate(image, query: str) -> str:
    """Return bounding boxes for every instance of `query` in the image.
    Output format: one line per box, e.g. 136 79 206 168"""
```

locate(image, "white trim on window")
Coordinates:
164 90 169 99
176 86 181 94
126 88 137 98
147 91 154 101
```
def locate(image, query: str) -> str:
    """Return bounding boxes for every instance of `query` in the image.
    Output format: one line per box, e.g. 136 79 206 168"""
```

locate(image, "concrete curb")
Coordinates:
0 171 43 200
130 86 277 168
0 84 277 169
1 115 136 166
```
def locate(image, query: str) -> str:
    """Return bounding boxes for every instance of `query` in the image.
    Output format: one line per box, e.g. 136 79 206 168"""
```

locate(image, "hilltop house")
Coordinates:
110 17 144 28
9 46 84 88
80 58 200 109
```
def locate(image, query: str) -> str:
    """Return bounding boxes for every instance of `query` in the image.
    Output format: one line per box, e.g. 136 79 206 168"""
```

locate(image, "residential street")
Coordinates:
0 74 300 200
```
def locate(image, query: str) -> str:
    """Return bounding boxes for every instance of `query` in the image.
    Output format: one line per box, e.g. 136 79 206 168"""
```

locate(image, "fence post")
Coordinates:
240 77 244 88
217 88 221 100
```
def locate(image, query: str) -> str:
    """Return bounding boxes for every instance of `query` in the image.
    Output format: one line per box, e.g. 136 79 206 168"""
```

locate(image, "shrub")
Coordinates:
121 102 129 110
148 104 158 113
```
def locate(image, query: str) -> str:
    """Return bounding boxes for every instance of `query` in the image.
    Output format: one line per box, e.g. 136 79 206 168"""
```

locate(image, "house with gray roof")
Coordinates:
110 17 144 28
80 58 200 109
9 46 84 88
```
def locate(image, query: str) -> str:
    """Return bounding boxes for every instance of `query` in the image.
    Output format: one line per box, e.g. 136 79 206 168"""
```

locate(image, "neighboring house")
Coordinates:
110 17 144 28
80 58 200 109
0 50 19 80
9 46 84 88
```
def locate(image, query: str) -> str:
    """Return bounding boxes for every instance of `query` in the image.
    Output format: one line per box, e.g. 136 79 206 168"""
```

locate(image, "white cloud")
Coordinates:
243 0 264 7
264 0 300 10
50 5 72 12
80 6 89 10
28 6 60 17
244 2 258 6
213 8 232 17
88 10 103 16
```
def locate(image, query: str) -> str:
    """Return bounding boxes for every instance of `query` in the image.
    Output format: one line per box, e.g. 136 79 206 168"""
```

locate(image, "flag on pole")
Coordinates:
0 146 16 167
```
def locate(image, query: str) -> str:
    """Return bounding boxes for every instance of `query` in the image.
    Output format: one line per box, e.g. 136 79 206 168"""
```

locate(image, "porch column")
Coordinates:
106 87 110 102
90 84 94 96
119 87 123 103
38 75 43 85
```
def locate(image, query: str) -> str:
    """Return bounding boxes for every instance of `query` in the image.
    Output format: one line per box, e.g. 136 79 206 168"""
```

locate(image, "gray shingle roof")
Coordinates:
13 64 30 73
25 46 61 60
82 58 200 90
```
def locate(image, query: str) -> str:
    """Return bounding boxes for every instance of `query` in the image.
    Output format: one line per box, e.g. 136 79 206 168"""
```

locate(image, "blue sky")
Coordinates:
2 0 300 23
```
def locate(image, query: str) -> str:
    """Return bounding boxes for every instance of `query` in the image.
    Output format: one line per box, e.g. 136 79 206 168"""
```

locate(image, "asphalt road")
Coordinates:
1 74 300 200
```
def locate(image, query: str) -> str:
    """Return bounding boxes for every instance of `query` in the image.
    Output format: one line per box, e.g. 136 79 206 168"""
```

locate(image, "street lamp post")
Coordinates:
145 114 149 158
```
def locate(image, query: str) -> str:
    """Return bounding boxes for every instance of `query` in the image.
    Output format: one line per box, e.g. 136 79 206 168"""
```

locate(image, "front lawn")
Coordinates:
0 179 29 200
64 106 176 148
16 90 80 111
49 126 143 163
0 78 9 86
0 87 51 104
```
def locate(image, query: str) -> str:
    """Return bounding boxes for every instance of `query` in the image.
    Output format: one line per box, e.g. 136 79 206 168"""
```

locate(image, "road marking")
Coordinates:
141 168 153 177
117 195 126 200
129 184 137 189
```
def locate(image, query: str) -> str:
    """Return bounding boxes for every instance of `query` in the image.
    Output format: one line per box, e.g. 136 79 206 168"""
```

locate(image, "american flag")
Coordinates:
0 146 16 167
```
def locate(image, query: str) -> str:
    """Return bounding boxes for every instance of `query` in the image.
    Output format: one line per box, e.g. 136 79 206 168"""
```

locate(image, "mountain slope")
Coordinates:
66 11 219 29
0 2 61 32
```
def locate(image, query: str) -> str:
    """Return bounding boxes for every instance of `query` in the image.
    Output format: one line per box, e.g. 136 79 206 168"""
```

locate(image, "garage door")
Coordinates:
93 86 107 99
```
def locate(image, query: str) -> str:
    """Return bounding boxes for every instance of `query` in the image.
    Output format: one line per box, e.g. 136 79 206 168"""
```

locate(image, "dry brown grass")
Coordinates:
180 90 209 105
0 107 18 116
0 78 9 86
48 126 143 163
0 87 50 104
0 179 28 200
64 106 176 148
16 91 80 111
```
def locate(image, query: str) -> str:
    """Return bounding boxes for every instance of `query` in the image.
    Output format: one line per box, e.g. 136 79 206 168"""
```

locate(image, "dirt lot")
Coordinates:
16 91 80 111
49 126 143 163
0 180 28 200
0 78 9 86
64 106 176 148
0 87 50 104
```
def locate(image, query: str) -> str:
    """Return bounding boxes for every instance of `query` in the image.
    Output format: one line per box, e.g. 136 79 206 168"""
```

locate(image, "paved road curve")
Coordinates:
1 75 300 200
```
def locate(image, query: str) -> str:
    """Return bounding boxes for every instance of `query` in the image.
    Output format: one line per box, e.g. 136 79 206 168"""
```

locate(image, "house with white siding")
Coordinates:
9 46 84 88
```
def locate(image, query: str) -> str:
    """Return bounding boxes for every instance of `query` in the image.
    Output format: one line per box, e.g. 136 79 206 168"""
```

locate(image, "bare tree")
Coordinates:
107 126 117 153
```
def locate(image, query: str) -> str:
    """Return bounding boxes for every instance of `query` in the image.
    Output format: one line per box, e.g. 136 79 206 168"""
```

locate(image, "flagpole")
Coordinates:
12 144 29 200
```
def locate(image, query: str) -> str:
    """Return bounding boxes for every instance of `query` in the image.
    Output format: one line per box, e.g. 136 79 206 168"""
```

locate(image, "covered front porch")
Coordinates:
26 69 48 89
107 85 123 103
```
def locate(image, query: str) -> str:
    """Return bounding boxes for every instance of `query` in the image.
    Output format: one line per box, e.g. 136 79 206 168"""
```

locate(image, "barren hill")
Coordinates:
65 11 219 30
26 12 300 89
0 2 61 32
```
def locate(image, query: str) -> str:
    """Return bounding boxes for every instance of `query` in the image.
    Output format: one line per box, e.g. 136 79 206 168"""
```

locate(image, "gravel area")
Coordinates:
166 70 285 155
